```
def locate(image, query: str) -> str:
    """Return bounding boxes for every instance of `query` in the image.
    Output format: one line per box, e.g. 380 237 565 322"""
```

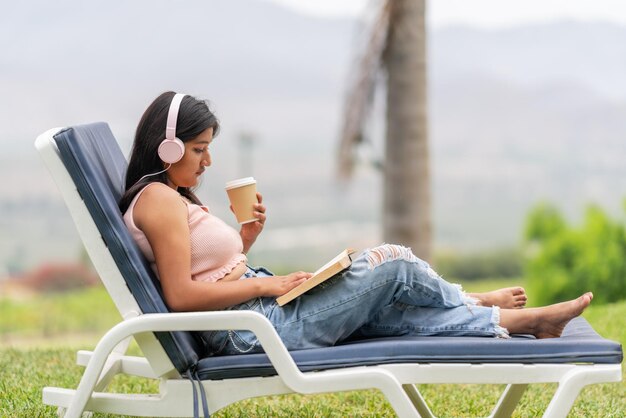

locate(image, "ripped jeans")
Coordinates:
201 244 509 355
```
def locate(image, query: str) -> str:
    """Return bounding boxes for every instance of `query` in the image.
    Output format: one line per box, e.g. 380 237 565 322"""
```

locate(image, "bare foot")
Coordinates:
470 287 527 309
534 292 593 339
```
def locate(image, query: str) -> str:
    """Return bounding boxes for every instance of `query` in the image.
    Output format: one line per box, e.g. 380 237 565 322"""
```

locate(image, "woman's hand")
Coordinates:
259 271 312 297
239 192 266 253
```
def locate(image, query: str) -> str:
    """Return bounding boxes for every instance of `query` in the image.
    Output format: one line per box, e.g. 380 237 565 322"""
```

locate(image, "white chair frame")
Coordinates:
36 127 622 418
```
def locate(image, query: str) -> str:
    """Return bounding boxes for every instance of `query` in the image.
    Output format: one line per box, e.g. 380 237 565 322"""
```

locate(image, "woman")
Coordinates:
119 91 593 355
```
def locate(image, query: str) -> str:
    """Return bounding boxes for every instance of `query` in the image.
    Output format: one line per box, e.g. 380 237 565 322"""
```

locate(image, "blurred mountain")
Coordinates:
0 0 354 155
433 22 626 101
2 0 626 270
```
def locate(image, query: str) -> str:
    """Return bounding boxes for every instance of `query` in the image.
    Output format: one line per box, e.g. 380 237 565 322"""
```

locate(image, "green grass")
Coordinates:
0 286 121 340
1 283 624 417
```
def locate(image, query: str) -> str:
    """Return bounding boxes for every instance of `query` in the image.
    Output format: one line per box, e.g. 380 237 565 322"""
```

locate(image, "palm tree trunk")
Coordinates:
383 0 431 261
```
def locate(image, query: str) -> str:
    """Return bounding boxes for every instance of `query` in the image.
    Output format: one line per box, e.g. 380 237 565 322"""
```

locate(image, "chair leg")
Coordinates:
490 384 527 418
92 336 133 392
111 335 132 356
92 357 122 392
402 384 435 418
542 377 585 418
62 333 128 417
56 408 93 418
542 365 621 418
541 369 590 418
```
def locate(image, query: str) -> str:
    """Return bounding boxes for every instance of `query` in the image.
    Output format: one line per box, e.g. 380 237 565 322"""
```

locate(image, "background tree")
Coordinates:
338 0 432 261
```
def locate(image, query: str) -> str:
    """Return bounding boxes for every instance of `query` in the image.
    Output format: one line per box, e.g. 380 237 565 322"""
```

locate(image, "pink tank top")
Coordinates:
123 183 247 282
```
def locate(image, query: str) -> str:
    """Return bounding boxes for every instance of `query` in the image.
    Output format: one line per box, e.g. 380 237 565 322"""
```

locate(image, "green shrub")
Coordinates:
524 201 626 305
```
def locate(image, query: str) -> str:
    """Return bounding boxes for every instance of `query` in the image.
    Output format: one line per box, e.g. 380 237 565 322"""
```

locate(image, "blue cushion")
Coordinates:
197 316 623 380
54 123 207 373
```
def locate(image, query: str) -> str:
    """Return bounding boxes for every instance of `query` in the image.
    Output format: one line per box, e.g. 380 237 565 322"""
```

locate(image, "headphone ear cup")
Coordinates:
158 137 185 164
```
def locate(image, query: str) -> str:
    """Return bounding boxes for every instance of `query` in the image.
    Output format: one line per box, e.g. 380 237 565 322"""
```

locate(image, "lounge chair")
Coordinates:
35 122 623 418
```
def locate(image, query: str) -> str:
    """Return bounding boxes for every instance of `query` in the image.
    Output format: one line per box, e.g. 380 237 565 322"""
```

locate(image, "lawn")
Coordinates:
1 282 624 417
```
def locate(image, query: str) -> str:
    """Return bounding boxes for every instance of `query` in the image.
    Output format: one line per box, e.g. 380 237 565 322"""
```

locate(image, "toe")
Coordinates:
512 287 525 296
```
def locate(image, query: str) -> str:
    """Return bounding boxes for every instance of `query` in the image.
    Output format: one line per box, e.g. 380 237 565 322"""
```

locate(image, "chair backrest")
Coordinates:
42 122 206 374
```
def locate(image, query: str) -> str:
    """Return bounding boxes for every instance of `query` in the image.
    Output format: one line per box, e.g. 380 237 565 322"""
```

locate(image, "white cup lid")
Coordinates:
225 177 256 189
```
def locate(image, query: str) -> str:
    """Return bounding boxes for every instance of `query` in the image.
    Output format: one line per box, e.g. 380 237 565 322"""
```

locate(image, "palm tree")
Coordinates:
338 0 431 261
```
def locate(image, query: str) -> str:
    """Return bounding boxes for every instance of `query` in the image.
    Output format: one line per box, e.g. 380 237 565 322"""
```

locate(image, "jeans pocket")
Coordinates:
224 329 260 354
202 299 259 355
203 326 260 355
214 297 273 355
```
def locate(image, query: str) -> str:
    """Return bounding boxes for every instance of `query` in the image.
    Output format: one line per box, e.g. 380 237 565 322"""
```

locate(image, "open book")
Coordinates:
276 248 356 306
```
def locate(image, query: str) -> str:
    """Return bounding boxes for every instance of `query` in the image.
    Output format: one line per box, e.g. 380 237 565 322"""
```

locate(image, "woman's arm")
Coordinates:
162 270 311 311
133 185 308 311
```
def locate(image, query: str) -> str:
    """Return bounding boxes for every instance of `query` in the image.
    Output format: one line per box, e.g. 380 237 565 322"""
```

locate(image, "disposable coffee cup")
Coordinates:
225 177 259 224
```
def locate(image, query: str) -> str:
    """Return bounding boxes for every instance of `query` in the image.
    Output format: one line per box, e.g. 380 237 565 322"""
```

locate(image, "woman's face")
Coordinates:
166 127 213 189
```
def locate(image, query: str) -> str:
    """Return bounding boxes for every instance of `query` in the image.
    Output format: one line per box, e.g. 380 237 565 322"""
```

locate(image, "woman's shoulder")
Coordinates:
139 182 179 200
133 183 187 227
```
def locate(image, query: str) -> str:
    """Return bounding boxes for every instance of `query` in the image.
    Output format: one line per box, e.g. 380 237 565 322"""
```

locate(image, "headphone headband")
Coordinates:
165 93 186 140
158 93 187 164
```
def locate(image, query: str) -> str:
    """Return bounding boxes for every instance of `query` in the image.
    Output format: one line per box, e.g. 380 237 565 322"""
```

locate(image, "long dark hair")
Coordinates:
119 91 220 213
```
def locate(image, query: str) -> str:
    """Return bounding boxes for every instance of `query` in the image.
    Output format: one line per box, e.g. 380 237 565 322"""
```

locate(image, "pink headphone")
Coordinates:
157 93 187 164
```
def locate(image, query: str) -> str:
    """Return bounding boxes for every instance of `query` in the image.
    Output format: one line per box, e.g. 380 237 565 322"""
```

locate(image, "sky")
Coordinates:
268 0 626 28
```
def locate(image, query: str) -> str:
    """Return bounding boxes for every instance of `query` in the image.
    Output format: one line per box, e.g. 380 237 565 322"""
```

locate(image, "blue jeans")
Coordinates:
202 244 508 355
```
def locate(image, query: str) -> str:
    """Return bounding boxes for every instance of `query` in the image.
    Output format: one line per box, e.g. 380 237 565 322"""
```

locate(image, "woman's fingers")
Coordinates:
285 274 309 292
289 271 312 281
264 272 313 297
254 202 266 214
253 209 266 222
252 201 266 226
